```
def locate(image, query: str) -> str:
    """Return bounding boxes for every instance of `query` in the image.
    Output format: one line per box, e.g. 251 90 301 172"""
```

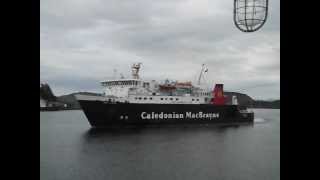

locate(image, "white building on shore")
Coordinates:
40 97 47 107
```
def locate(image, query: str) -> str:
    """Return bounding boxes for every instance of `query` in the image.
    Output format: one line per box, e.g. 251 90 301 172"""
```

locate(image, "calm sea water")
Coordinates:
40 109 280 180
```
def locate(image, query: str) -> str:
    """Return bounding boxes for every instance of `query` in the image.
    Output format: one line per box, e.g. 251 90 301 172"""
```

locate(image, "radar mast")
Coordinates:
132 63 142 79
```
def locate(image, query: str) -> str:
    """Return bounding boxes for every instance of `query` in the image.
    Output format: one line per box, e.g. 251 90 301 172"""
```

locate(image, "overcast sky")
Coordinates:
40 0 280 100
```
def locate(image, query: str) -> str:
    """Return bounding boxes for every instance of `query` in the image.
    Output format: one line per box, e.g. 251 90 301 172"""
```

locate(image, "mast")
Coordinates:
197 64 207 85
131 63 142 79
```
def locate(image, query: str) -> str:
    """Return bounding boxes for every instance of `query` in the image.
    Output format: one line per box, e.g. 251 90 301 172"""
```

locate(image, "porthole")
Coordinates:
144 97 147 100
160 98 163 100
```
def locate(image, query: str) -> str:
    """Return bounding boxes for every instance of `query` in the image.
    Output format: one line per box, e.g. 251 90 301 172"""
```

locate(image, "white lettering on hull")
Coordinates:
141 112 220 120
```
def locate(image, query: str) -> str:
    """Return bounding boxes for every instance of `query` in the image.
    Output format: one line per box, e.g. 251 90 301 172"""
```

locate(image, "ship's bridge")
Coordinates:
100 79 150 98
101 79 142 87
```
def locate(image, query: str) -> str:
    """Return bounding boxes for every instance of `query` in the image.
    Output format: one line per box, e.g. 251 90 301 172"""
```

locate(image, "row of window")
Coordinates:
102 81 139 86
135 97 153 100
160 97 179 101
134 97 200 101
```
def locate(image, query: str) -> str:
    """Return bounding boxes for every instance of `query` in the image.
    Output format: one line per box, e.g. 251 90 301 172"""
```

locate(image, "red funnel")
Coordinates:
211 84 226 105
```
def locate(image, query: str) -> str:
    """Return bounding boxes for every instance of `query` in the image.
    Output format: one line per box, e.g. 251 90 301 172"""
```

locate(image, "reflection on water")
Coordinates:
41 109 279 180
82 123 254 139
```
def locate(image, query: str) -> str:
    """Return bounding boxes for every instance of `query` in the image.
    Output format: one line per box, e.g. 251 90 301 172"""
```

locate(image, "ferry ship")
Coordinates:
76 63 254 127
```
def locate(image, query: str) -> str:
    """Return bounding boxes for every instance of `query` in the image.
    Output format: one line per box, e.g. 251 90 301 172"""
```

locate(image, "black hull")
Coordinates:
78 100 254 128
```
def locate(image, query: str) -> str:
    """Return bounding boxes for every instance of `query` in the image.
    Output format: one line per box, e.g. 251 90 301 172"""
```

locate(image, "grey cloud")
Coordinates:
41 0 280 100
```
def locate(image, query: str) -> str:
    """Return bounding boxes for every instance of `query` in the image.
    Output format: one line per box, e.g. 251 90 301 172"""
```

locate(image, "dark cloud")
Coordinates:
41 0 280 100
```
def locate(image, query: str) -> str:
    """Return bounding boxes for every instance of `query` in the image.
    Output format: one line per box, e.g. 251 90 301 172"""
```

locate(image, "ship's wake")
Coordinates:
254 118 265 123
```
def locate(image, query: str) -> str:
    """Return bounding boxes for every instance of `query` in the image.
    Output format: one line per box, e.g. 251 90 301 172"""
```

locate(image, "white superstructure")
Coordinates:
92 63 213 104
